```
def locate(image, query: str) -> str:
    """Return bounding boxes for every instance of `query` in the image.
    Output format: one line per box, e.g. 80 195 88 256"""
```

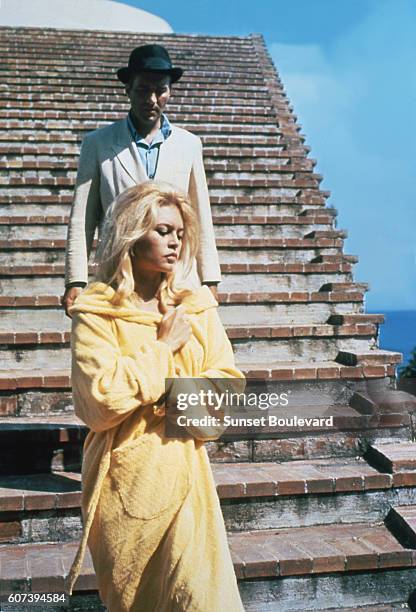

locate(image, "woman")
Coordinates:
66 181 245 611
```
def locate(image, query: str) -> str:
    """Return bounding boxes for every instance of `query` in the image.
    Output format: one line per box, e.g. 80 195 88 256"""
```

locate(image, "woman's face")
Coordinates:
131 204 184 275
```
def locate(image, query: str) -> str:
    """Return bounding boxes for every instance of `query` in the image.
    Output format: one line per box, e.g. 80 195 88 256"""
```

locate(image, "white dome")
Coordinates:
0 0 173 32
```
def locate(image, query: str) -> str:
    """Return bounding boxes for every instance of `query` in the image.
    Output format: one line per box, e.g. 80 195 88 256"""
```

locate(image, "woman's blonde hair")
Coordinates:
95 181 199 307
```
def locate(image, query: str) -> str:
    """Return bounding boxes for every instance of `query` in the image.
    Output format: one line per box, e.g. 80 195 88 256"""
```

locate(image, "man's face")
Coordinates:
126 72 171 125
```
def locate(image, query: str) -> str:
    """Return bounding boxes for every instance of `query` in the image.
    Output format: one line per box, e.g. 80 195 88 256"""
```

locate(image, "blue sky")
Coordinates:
121 0 416 311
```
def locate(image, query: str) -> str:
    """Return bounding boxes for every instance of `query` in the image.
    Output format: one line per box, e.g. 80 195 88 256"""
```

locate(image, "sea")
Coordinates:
370 310 416 369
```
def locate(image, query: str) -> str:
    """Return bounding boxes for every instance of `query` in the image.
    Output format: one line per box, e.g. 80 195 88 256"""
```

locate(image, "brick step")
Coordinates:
0 322 377 347
0 128 283 150
0 79 270 93
0 105 279 119
232 522 416 610
0 322 377 345
0 76 269 93
308 606 408 611
0 407 411 470
2 458 416 545
336 350 402 367
1 246 349 269
0 231 344 248
0 212 335 227
0 296 379 331
0 194 327 208
312 254 358 264
3 64 283 82
0 246 355 266
0 31 259 46
0 252 348 271
2 159 318 175
0 326 378 372
0 145 311 162
6 156 318 173
320 282 368 292
0 203 327 220
0 115 280 131
0 294 365 332
365 442 416 472
0 175 322 192
1 32 256 49
0 292 364 330
387 505 416 549
0 82 272 99
0 332 376 370
0 133 289 149
328 313 385 325
0 261 353 279
0 116 280 130
0 59 267 75
0 191 327 206
230 521 416 577
4 170 321 187
0 97 276 110
0 206 329 223
0 286 368 309
0 74 272 90
2 44 268 60
0 359 398 396
0 522 414 610
2 53 275 70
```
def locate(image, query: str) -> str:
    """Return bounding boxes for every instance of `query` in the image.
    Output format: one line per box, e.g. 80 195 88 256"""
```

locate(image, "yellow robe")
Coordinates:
65 282 245 612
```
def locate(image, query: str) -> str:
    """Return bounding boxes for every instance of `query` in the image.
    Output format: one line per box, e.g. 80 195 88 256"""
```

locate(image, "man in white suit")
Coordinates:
62 44 221 315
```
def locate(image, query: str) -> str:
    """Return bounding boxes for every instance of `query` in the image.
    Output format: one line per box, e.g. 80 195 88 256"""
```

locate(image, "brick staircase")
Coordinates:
1 26 415 611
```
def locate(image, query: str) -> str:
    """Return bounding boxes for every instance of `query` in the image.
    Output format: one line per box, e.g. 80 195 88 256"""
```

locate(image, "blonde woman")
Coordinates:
66 182 245 611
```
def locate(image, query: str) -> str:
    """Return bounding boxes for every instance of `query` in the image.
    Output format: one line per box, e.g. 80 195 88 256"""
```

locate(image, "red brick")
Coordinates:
55 491 82 509
42 375 71 388
393 472 416 487
271 326 292 338
24 492 56 511
293 367 317 380
363 473 393 490
270 368 294 381
296 540 345 573
0 396 18 416
363 365 388 378
0 521 22 542
317 367 340 379
340 367 363 379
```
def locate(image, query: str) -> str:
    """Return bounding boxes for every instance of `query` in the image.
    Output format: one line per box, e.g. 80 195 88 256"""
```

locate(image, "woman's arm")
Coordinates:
71 312 176 432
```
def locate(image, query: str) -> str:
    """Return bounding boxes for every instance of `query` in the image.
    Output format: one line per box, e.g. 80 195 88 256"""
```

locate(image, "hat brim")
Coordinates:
117 66 183 84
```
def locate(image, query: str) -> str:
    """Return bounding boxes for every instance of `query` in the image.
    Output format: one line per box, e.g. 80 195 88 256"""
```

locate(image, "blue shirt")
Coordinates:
127 112 172 179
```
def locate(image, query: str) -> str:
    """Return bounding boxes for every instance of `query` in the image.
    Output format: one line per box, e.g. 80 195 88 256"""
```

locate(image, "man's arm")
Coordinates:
64 133 101 286
62 134 101 315
188 138 222 286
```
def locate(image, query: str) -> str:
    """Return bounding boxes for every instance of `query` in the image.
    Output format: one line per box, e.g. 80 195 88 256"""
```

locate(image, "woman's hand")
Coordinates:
157 305 191 353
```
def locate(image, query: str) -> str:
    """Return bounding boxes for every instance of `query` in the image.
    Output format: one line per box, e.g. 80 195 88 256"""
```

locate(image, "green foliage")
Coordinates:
398 346 416 378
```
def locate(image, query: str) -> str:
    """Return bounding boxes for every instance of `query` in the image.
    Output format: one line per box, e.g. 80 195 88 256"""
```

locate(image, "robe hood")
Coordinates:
69 282 218 323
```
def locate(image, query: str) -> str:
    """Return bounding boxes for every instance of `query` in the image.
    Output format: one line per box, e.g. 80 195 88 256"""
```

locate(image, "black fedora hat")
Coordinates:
117 44 183 84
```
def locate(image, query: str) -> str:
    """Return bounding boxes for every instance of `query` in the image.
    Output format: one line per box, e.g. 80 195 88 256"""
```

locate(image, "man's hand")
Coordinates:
61 286 83 318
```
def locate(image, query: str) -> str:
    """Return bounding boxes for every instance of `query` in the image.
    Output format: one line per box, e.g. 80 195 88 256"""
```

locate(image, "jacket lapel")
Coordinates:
154 126 182 182
111 118 147 183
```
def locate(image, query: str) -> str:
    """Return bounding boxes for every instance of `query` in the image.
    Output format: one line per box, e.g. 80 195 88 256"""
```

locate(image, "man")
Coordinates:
62 44 221 315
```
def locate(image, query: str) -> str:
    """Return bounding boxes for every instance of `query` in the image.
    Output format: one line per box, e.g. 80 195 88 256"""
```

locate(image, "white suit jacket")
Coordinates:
64 118 221 286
